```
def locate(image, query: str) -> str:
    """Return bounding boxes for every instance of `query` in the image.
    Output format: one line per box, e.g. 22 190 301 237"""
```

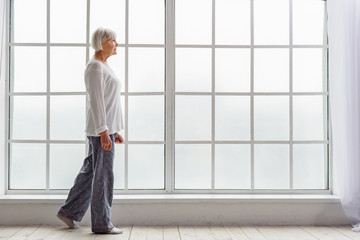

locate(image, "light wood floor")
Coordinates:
0 225 359 240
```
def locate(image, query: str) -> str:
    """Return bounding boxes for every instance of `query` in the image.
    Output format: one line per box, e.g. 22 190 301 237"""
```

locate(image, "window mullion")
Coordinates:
84 0 90 182
323 3 330 191
45 0 50 191
165 0 175 193
289 0 294 190
5 0 10 193
250 0 255 191
211 0 215 191
125 0 129 191
86 0 90 62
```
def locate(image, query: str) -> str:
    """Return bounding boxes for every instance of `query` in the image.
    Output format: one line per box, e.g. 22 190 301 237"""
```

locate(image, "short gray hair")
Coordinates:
91 27 117 52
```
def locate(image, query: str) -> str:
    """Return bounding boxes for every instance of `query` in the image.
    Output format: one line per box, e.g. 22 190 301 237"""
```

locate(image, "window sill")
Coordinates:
0 194 341 204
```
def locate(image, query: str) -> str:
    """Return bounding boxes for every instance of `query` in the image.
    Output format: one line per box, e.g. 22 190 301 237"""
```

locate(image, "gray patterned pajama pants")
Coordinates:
58 133 116 233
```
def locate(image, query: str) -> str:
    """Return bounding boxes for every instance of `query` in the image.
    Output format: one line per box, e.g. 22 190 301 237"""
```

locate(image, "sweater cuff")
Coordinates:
95 126 108 135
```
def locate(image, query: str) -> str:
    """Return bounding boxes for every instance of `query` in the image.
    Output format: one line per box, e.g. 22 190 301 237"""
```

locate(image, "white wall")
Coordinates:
0 196 350 226
0 202 349 226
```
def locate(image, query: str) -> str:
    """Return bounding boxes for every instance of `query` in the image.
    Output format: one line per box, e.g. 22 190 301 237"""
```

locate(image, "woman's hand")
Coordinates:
100 130 112 151
115 133 124 144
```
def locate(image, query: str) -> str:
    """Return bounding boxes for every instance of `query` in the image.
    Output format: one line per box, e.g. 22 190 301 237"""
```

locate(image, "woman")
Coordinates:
56 27 124 234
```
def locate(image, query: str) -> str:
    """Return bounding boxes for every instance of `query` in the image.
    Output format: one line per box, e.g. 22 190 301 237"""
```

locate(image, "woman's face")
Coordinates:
101 37 118 56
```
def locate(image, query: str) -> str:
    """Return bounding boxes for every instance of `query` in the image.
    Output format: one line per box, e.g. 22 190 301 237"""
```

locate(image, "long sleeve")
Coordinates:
85 69 108 135
84 59 123 136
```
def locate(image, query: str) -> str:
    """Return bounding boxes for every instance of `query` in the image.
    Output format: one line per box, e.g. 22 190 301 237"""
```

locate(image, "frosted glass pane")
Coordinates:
11 47 46 92
129 0 164 44
120 95 126 138
12 0 46 43
10 143 46 189
293 49 325 92
50 144 85 189
90 0 125 44
114 144 125 189
129 48 164 92
128 96 164 141
128 145 164 189
175 144 211 189
293 0 326 45
10 96 46 140
50 0 86 43
254 49 289 92
215 0 250 45
176 48 212 92
254 144 289 189
293 96 326 140
254 0 289 45
50 47 86 92
176 0 212 44
50 96 86 140
215 96 250 141
175 96 211 141
254 96 289 140
215 49 250 92
215 144 251 189
293 144 326 189
90 48 125 88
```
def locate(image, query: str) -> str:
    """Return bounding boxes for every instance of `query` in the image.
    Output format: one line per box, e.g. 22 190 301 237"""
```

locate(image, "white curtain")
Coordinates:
328 0 360 229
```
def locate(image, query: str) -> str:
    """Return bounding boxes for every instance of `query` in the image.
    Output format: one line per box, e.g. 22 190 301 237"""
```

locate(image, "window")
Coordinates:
6 0 329 193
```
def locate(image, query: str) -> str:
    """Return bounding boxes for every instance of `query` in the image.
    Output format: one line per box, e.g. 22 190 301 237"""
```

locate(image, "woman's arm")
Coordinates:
85 68 108 135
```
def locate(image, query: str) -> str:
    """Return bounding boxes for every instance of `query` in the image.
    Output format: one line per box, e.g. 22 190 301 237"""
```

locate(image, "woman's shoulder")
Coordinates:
85 59 103 73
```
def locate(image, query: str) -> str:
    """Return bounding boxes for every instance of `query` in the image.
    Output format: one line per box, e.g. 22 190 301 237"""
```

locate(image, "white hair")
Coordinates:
91 27 117 52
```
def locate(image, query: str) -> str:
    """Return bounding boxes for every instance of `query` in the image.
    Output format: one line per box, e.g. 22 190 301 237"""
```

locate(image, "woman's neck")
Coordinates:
94 51 109 64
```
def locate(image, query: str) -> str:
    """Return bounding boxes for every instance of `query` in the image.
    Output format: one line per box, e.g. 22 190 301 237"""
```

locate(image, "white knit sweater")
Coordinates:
84 58 124 136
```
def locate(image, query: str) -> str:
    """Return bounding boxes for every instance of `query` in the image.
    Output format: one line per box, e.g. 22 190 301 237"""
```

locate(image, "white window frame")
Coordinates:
4 0 331 195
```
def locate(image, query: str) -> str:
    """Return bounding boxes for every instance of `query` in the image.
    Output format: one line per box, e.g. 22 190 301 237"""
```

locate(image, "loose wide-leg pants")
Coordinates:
58 133 116 233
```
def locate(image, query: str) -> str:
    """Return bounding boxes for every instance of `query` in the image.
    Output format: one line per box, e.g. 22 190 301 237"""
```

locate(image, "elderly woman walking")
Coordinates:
56 27 124 234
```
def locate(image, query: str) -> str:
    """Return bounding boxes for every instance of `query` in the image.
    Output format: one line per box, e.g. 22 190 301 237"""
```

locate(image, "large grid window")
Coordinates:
6 0 328 193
